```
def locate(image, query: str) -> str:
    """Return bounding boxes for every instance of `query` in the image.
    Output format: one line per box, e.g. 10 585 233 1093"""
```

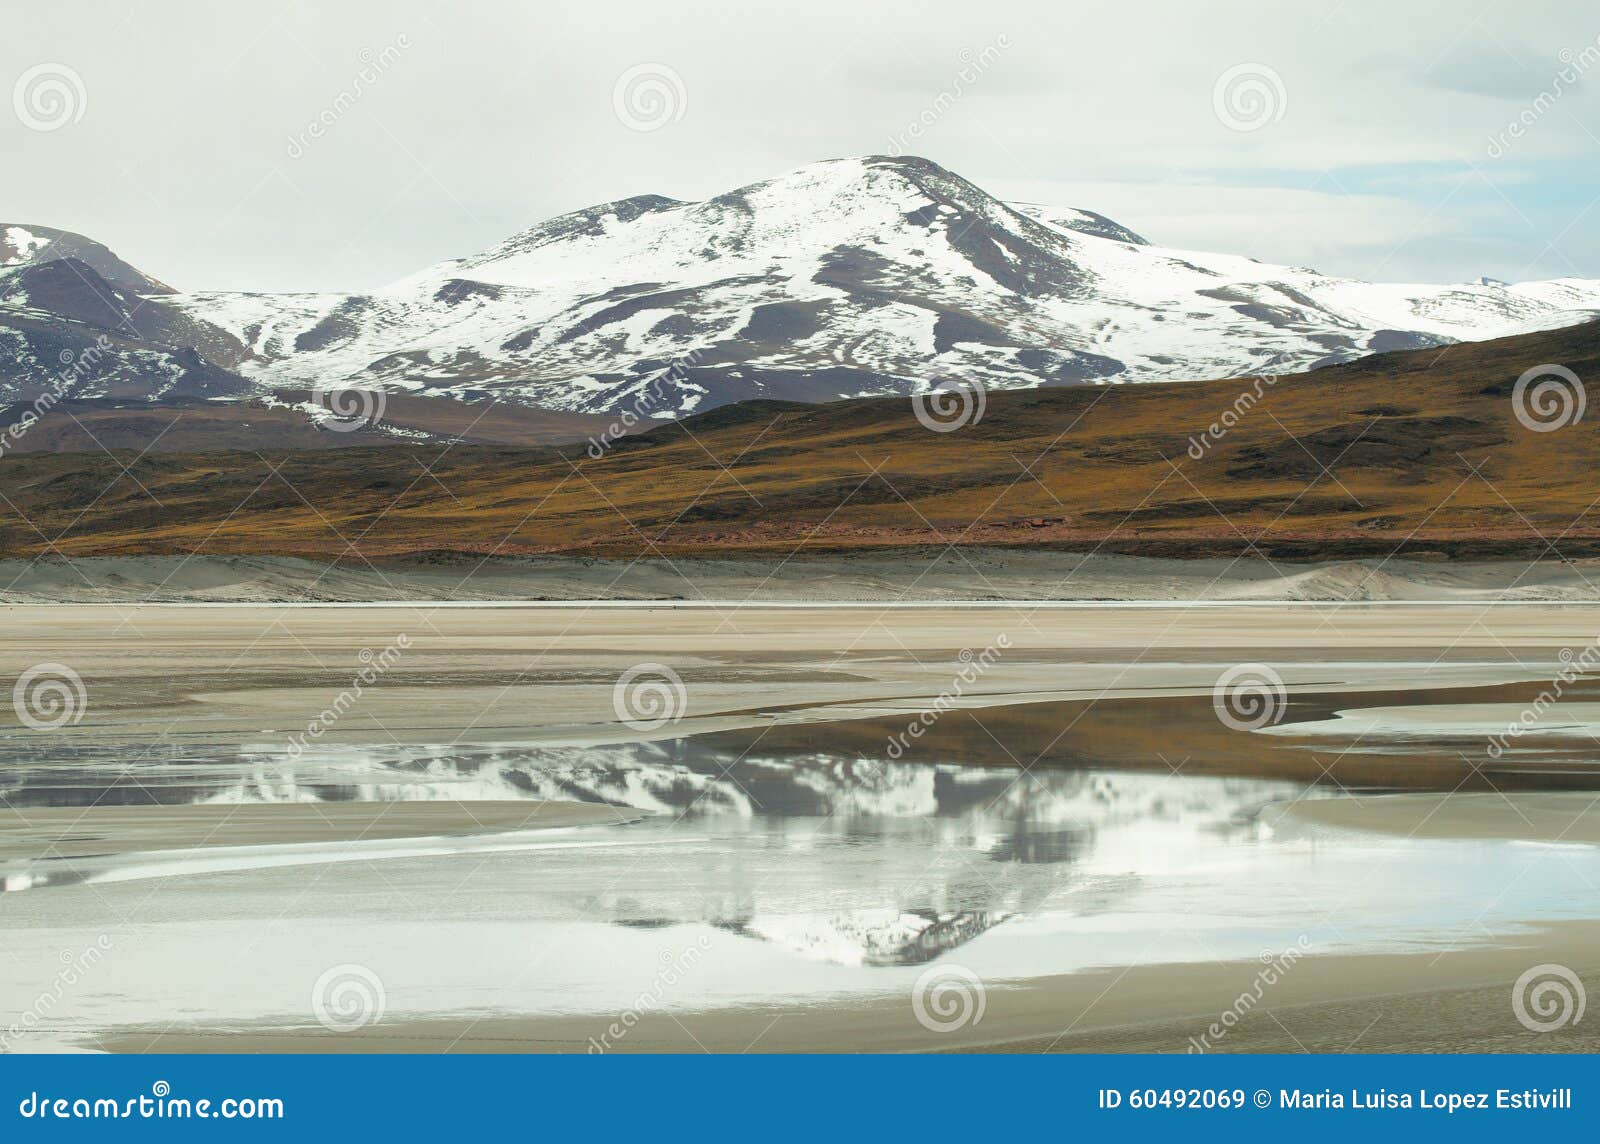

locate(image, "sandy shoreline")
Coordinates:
4 603 1596 753
5 552 1600 603
1275 792 1600 846
96 920 1600 1054
8 602 1600 1055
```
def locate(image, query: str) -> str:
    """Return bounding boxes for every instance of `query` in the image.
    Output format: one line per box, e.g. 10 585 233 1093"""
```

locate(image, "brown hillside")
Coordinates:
1 321 1596 561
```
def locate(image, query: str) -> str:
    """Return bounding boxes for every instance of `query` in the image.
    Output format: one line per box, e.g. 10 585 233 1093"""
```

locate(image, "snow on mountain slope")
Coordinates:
1011 203 1150 245
163 155 1600 415
0 254 249 406
1 223 175 295
12 156 1600 418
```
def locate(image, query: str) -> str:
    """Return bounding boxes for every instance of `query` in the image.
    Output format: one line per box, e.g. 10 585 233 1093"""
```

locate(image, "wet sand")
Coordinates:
97 920 1600 1054
1261 701 1600 741
4 603 1596 751
1277 791 1600 846
10 603 1600 1055
0 800 639 861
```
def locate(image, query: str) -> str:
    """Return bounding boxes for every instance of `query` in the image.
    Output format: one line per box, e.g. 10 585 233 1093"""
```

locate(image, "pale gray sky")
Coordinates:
7 0 1599 291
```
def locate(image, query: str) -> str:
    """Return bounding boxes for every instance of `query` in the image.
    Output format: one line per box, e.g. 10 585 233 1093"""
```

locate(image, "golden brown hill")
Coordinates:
1 320 1597 561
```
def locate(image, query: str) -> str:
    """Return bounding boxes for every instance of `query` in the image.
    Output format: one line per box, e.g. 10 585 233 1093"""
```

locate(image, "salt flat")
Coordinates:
2 602 1594 749
5 602 1600 1054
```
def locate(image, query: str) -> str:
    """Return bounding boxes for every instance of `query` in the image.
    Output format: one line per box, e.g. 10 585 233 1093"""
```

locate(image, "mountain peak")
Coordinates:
1009 204 1150 246
788 157 1153 246
0 223 175 295
11 157 1600 424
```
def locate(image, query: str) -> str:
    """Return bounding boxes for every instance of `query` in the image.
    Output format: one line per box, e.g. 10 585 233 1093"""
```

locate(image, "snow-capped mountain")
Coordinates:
2 223 175 295
0 736 1293 960
0 224 251 406
7 156 1600 416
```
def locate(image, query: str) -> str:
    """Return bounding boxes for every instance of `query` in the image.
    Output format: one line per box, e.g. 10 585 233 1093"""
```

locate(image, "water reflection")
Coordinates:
0 731 1306 965
8 681 1600 976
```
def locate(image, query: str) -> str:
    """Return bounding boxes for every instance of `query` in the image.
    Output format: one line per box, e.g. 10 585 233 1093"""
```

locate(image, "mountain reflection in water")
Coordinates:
0 729 1301 965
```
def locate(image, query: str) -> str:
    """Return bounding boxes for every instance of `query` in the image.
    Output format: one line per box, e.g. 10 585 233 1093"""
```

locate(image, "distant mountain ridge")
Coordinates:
1 223 175 295
3 318 1597 563
4 157 1600 418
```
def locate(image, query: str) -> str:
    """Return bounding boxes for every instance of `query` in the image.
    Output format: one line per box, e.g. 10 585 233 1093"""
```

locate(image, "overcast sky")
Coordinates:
7 0 1599 292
